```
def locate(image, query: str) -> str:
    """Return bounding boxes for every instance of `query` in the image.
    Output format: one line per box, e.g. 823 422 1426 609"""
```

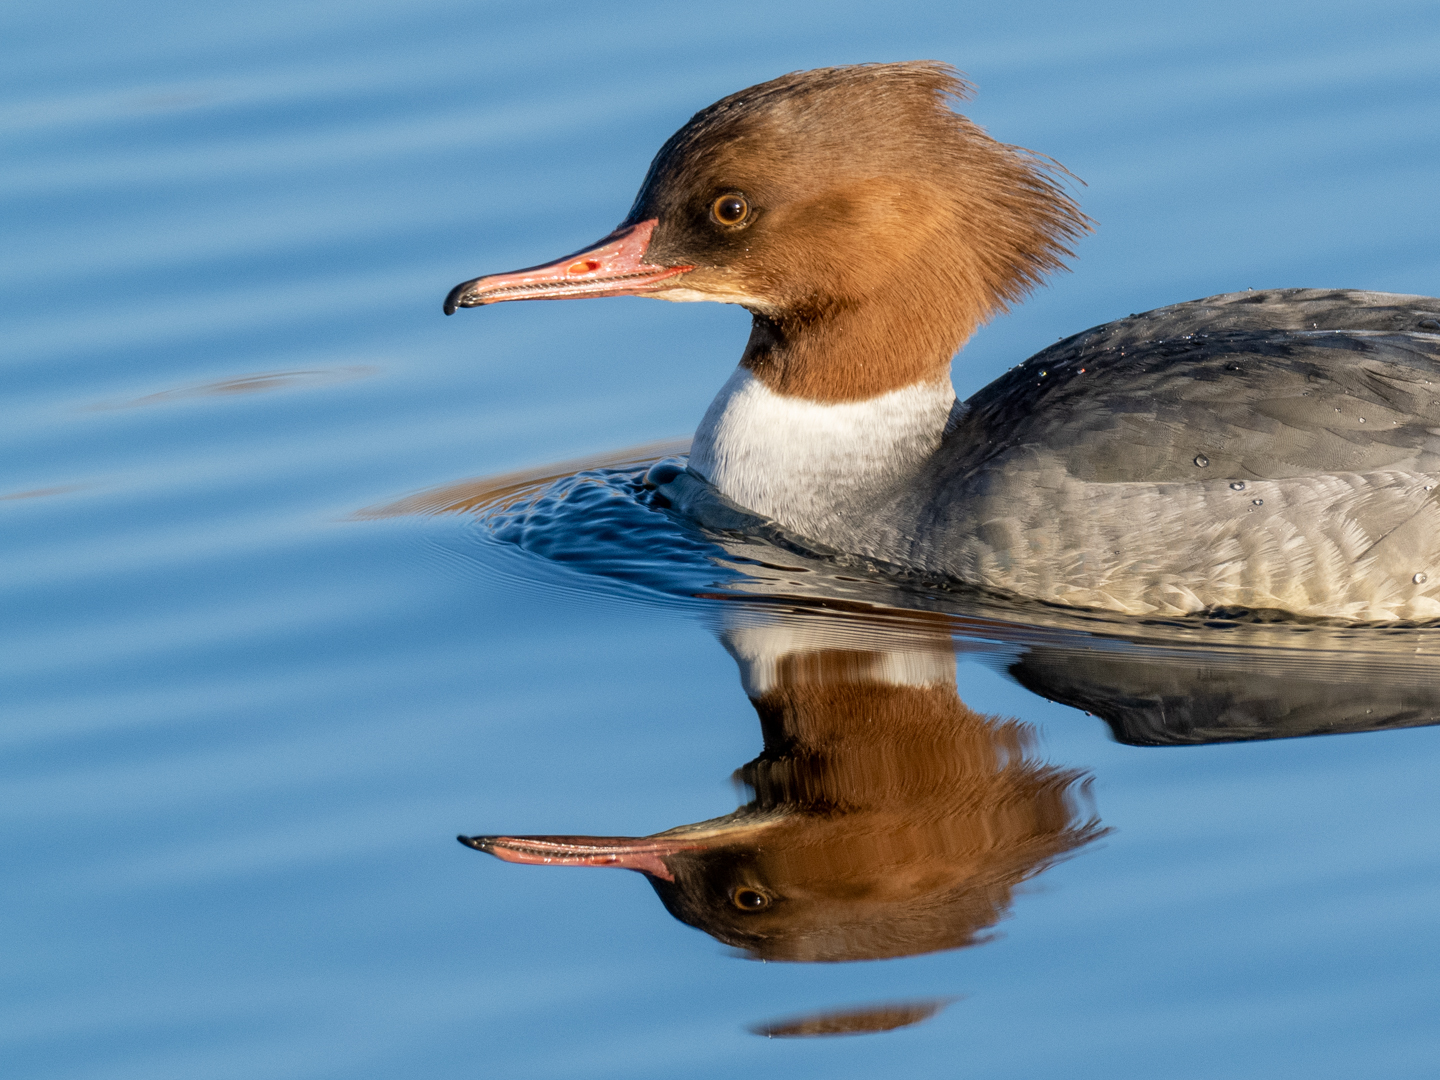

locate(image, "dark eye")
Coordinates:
712 194 749 226
731 886 771 911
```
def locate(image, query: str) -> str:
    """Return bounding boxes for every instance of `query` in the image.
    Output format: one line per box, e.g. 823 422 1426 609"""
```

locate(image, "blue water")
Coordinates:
5 1 1440 1076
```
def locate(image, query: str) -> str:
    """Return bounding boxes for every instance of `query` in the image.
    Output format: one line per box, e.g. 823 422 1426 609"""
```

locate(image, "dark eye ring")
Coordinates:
712 194 750 226
731 886 771 911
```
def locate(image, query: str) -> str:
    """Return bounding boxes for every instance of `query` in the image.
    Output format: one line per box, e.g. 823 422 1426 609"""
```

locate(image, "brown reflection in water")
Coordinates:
462 612 1104 963
1 484 89 502
86 366 376 411
750 997 956 1038
355 438 690 519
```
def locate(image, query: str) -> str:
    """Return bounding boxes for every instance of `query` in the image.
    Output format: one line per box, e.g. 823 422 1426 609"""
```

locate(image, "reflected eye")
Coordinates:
731 886 771 911
711 194 750 226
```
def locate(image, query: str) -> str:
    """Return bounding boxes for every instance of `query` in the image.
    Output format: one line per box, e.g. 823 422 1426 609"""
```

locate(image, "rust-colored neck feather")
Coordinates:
742 154 1088 402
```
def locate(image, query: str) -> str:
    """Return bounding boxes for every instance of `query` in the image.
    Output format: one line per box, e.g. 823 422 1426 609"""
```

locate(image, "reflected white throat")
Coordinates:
688 367 956 537
722 616 958 697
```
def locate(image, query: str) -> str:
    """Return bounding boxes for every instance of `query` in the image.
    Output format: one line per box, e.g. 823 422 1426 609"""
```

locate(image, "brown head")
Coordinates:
446 62 1090 402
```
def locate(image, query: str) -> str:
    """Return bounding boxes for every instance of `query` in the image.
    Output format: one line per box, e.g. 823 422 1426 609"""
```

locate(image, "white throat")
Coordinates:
688 367 956 539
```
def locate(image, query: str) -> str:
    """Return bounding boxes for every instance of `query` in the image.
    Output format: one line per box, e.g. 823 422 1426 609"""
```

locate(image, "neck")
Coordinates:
738 283 977 402
688 367 955 539
683 246 980 538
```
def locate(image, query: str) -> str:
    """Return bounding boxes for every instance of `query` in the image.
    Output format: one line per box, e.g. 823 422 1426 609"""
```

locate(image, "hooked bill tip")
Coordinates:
442 282 470 316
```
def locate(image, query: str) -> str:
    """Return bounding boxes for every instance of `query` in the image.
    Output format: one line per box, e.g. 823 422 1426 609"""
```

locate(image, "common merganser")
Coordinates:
445 62 1440 622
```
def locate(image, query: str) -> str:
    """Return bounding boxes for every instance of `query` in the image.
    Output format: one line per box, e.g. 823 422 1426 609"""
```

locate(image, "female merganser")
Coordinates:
445 62 1440 622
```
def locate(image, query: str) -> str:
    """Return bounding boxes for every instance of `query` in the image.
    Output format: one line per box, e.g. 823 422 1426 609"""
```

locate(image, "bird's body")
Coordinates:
689 288 1440 620
446 63 1440 621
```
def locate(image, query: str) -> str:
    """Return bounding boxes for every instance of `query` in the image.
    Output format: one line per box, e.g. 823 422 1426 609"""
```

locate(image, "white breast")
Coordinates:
688 367 956 540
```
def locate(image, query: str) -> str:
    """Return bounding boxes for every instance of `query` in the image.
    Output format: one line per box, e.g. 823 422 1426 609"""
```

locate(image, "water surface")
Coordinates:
5 1 1440 1077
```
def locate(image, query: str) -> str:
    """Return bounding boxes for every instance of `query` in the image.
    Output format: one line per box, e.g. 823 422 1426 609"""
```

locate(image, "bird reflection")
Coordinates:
1010 637 1440 745
462 611 1105 962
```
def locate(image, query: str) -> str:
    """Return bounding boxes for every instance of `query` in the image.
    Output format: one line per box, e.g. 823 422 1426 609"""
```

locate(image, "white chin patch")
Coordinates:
650 286 770 308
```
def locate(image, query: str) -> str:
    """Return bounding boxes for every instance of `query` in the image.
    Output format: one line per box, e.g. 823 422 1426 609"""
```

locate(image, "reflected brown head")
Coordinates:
463 639 1105 964
640 654 1103 962
446 62 1090 402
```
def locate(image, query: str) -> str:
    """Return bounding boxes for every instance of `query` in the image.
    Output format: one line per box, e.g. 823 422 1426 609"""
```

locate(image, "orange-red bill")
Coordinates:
443 219 692 314
458 832 704 882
